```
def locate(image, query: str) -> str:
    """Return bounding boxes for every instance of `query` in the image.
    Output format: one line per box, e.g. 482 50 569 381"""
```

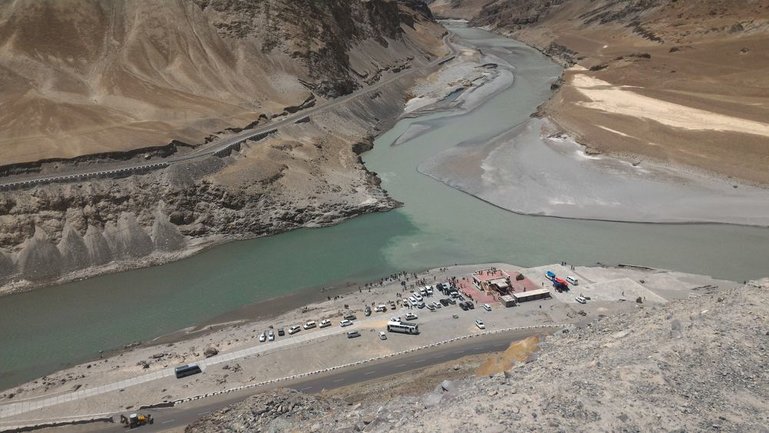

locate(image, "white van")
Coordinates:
566 276 579 286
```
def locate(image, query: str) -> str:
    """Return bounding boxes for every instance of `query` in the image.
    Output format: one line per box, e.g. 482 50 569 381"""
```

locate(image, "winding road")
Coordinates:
91 328 545 433
0 38 457 191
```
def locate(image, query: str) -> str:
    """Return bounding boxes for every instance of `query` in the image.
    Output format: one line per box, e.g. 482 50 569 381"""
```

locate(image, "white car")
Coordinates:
566 276 579 286
303 320 317 330
575 296 587 304
267 330 275 341
404 313 418 321
432 301 442 309
319 319 332 328
475 319 485 330
375 305 387 312
379 331 387 340
340 319 353 327
259 332 267 342
413 293 423 302
288 325 301 335
482 304 492 312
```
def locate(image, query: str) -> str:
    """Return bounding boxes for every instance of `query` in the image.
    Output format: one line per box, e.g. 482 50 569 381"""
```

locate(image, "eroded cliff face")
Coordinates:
0 1 445 292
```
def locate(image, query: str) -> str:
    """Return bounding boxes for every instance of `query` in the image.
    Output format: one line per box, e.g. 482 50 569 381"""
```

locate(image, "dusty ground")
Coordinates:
432 0 769 185
0 262 734 426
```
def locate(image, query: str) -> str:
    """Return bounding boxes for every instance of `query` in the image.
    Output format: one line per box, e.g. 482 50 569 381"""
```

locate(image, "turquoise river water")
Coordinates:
1 25 768 391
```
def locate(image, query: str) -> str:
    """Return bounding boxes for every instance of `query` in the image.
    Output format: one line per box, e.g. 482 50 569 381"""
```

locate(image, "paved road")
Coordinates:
91 328 547 433
0 38 457 191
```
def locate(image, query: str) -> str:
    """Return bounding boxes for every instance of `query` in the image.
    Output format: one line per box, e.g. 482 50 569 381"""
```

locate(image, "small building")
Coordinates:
472 268 511 294
500 294 516 307
512 288 551 303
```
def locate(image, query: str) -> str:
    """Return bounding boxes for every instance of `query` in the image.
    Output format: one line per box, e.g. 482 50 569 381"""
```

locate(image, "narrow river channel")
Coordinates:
1 24 768 392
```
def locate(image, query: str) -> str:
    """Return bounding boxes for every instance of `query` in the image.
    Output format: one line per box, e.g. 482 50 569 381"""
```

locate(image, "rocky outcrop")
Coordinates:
104 213 154 260
57 224 91 272
151 211 186 252
17 227 62 281
0 250 15 282
83 225 112 266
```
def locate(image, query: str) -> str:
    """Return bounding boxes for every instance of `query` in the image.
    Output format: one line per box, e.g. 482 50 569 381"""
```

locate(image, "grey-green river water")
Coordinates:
1 25 768 391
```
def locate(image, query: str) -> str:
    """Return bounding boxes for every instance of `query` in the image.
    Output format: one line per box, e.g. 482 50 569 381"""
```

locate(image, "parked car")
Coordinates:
419 287 427 296
459 302 469 311
303 320 317 330
347 330 361 339
375 305 387 312
288 326 301 335
426 286 434 296
340 319 353 327
413 293 423 302
482 304 492 312
417 302 426 309
379 331 387 340
475 319 486 330
566 276 579 286
440 298 450 306
466 301 474 310
268 329 275 341
277 328 285 336
259 332 267 342
319 319 332 328
575 296 587 304
344 314 357 321
364 306 372 316
433 301 442 309
447 298 457 305
426 304 436 311
404 313 418 321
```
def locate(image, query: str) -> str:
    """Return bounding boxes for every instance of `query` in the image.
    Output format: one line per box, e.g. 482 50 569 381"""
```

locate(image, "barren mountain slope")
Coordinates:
0 0 443 164
188 279 769 432
431 0 769 184
0 0 446 290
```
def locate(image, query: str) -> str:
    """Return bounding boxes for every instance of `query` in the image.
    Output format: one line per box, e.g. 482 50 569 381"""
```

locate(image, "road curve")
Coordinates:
90 328 546 433
0 37 458 191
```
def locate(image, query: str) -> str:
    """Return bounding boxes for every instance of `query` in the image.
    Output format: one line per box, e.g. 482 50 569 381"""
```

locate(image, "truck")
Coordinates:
553 277 569 292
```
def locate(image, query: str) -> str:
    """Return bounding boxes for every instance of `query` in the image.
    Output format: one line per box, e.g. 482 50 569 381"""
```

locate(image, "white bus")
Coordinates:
387 320 419 335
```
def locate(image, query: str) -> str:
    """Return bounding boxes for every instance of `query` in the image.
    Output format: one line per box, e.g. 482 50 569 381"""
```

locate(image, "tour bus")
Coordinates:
174 363 202 379
387 320 420 335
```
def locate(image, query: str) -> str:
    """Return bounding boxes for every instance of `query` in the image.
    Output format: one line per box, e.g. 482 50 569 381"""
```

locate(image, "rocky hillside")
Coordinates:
0 1 445 290
187 279 769 432
430 0 769 185
0 0 441 164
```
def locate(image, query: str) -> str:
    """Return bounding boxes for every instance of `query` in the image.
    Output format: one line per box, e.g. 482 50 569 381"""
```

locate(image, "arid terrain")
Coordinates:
430 0 769 185
0 0 447 291
188 277 769 433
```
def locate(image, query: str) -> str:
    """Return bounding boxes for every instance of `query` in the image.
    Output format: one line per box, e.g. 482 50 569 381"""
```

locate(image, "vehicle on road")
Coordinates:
259 332 267 342
475 319 486 330
387 320 419 335
268 330 275 341
278 328 285 336
340 319 353 327
319 319 332 328
404 312 418 321
379 331 387 340
288 325 302 335
566 276 579 286
575 296 587 304
174 363 202 379
120 413 153 429
482 303 492 311
347 330 361 338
